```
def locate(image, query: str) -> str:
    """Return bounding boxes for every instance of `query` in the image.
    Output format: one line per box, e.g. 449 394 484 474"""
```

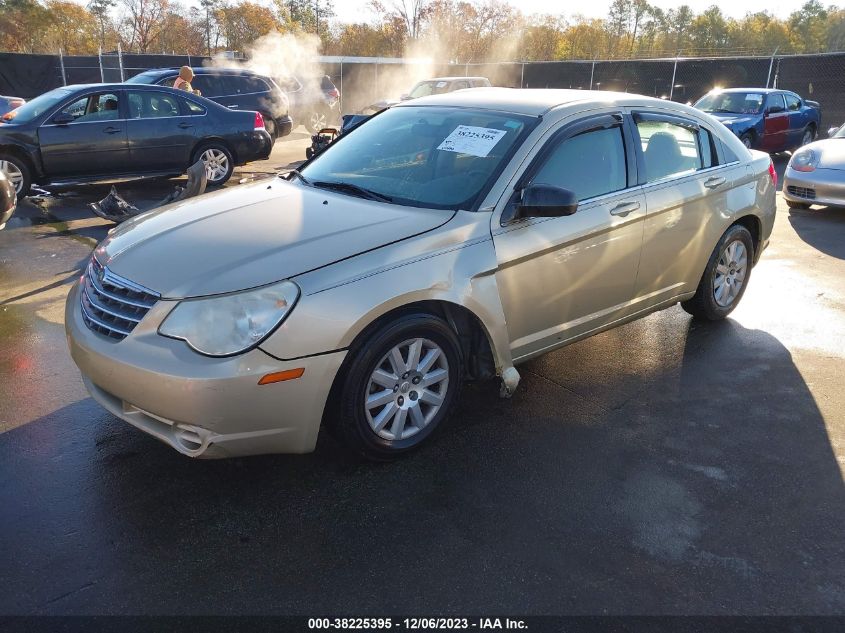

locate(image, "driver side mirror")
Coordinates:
517 184 578 218
52 112 74 125
766 105 785 115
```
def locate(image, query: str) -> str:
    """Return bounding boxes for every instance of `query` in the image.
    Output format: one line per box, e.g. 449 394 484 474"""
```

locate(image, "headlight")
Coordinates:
790 149 818 172
159 280 299 356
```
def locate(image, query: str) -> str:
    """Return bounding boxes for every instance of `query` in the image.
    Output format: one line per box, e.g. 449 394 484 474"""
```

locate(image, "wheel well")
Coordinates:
348 301 497 381
192 138 236 164
732 215 761 260
0 145 35 175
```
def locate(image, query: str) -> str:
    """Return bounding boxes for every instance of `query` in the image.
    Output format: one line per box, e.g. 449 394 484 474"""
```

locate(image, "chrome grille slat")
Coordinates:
79 257 159 341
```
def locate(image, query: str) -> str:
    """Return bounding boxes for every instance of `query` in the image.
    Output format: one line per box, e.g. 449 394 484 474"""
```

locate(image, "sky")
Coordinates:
332 0 801 23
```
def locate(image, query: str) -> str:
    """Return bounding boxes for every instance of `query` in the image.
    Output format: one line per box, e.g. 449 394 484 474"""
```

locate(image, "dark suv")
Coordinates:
127 68 293 139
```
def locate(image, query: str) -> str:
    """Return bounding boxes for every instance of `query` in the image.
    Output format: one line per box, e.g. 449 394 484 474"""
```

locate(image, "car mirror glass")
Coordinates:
52 113 74 125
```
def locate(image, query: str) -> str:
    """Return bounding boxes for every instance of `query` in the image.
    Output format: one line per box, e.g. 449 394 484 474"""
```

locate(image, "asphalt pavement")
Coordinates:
0 146 843 616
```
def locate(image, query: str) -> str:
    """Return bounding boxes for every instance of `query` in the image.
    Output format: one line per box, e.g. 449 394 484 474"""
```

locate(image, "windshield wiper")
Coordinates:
285 168 310 185
312 180 393 203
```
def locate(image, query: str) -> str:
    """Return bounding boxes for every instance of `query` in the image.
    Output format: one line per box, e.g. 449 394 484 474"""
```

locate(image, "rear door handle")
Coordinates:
704 176 726 189
609 201 641 217
178 122 193 129
103 126 121 134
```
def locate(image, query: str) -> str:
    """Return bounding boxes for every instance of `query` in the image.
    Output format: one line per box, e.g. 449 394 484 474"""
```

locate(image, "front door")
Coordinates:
38 91 130 178
492 113 646 362
125 90 194 172
762 93 789 152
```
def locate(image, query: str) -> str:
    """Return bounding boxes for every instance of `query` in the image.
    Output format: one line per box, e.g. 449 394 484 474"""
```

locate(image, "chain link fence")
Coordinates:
1 50 843 129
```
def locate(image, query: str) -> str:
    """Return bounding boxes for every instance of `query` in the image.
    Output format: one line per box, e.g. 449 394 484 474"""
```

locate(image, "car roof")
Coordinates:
133 67 262 77
706 87 786 94
398 88 673 116
420 77 490 82
61 83 194 92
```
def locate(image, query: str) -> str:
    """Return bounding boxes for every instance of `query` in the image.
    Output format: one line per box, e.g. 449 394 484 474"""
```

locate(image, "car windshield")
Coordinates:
408 81 452 99
695 91 765 115
1 87 73 123
125 71 164 84
299 105 535 210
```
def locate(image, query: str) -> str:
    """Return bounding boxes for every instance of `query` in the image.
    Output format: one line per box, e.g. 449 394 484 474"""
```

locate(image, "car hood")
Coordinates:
801 139 845 170
96 178 454 298
708 113 755 127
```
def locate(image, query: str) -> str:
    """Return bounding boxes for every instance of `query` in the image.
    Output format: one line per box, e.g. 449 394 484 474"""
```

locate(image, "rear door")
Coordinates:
762 93 789 152
492 112 646 360
631 111 744 305
38 90 130 178
125 90 194 172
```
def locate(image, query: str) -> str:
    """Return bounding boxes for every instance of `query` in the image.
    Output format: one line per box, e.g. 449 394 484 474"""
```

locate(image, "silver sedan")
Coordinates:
783 125 845 209
65 89 777 459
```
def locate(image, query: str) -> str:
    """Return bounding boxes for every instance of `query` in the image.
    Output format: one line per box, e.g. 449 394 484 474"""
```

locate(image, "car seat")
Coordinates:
644 132 683 181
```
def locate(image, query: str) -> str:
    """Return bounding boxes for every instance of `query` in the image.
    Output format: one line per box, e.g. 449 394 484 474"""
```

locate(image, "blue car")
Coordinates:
694 88 821 153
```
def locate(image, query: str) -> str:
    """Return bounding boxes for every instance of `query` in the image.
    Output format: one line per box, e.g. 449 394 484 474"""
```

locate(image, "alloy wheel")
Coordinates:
200 148 229 183
0 160 23 194
802 129 814 146
714 239 748 307
309 110 327 131
364 338 450 441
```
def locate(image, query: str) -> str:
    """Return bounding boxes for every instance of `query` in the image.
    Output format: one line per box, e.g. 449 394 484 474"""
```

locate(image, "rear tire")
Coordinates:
192 142 234 187
331 313 463 460
0 153 31 199
681 224 754 321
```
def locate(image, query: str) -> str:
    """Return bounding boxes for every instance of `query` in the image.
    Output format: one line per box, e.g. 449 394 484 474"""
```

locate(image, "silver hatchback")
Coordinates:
66 89 777 459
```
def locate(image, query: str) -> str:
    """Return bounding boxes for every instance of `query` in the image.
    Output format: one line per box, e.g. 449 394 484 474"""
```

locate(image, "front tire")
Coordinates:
800 126 815 147
192 142 234 187
0 153 31 199
332 313 463 460
739 133 753 150
681 224 754 321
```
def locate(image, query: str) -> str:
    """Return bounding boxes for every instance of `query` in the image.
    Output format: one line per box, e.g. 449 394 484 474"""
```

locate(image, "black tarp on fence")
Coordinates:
2 51 843 127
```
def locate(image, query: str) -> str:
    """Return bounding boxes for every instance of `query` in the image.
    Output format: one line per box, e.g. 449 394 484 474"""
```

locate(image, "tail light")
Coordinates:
768 161 778 189
327 89 339 99
254 111 265 131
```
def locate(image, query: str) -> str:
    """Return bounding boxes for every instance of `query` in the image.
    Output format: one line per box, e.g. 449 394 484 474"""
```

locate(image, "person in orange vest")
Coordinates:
174 66 201 95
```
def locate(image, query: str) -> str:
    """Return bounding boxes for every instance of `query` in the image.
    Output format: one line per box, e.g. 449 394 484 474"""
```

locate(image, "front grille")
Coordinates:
80 257 159 341
787 185 816 200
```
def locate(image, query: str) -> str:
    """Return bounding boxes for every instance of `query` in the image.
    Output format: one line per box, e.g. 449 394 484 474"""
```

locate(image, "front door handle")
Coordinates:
103 126 121 134
178 122 193 129
609 201 641 217
704 176 726 189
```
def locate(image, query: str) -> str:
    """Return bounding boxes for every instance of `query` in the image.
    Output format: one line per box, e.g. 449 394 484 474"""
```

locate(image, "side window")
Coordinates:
451 81 470 91
244 76 270 93
766 93 786 112
126 91 181 119
70 93 120 122
184 99 206 115
636 119 700 182
699 128 716 168
190 75 223 97
784 94 801 111
532 126 627 201
157 76 178 88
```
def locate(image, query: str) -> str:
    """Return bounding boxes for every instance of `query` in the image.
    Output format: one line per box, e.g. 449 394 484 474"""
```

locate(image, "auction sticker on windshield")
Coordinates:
437 125 507 157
